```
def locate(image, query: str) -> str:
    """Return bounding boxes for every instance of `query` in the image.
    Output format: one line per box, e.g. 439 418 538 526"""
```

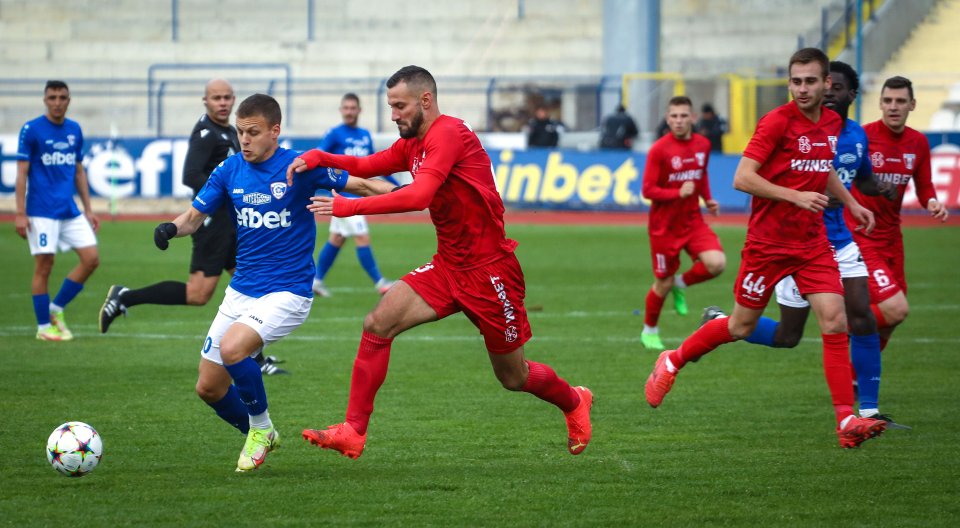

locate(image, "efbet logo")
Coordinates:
41 151 76 166
235 207 292 229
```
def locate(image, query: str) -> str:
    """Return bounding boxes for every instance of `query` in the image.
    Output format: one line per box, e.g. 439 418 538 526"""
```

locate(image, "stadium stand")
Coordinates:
859 0 960 129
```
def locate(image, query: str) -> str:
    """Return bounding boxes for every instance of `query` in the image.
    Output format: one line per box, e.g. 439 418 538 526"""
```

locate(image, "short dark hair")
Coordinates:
882 75 914 100
788 47 829 78
829 61 860 92
236 94 282 126
668 96 693 109
45 80 69 92
386 65 437 98
342 92 360 105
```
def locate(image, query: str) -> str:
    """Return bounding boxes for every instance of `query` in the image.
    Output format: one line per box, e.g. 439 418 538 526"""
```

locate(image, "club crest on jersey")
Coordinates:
242 192 271 205
695 152 705 167
67 134 76 146
904 153 915 170
871 151 884 168
671 156 683 170
270 182 287 199
411 150 426 175
828 136 837 153
798 136 812 154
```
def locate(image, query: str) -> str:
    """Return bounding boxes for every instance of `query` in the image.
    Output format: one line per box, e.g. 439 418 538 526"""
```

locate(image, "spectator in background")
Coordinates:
526 105 565 148
599 104 639 150
696 103 727 152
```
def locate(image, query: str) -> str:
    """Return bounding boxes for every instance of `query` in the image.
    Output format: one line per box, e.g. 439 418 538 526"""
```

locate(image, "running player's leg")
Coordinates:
643 236 681 349
744 276 810 348
672 226 725 315
313 220 346 296
349 216 393 292
862 243 907 350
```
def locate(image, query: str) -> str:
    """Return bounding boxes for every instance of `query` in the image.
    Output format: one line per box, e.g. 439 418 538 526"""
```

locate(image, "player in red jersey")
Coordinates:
640 95 725 351
847 76 949 351
287 66 592 459
643 48 886 448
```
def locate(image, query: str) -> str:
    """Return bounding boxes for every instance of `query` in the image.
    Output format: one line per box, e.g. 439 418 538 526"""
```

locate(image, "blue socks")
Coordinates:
206 385 250 433
223 357 268 417
745 316 779 347
356 246 383 283
850 333 881 410
52 278 84 309
32 293 51 325
315 242 341 280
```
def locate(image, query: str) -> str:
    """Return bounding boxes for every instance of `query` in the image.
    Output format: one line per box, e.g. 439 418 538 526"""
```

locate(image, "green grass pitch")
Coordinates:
1 219 958 526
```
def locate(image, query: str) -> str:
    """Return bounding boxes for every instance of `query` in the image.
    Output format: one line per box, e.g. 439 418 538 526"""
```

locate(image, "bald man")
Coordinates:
98 79 288 374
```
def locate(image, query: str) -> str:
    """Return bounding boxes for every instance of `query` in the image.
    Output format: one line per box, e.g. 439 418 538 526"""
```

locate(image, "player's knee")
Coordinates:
820 313 847 335
705 258 726 277
886 303 909 326
195 380 223 403
774 332 802 349
362 311 396 339
727 319 755 340
80 254 100 272
847 313 876 336
186 289 214 306
495 369 527 391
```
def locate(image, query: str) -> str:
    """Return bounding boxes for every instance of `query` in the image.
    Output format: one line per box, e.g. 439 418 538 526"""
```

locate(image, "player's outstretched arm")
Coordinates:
343 176 397 197
309 175 442 217
154 207 207 250
287 148 407 186
734 157 828 212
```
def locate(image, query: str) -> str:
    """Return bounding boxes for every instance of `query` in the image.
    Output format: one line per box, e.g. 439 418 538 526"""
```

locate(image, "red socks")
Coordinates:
822 332 855 424
669 317 734 369
345 331 393 435
644 289 666 327
522 361 580 413
681 261 715 287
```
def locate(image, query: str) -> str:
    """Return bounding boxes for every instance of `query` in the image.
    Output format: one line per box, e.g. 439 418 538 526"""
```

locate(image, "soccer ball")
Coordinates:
46 422 103 477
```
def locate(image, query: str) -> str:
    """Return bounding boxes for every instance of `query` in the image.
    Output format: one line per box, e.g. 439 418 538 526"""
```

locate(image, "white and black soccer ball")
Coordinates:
46 422 103 477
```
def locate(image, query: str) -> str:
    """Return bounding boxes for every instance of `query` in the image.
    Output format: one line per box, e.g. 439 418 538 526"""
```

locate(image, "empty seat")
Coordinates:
929 109 957 130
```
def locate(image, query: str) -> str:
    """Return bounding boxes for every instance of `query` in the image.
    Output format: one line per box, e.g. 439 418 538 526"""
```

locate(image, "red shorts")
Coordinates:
733 240 843 310
858 237 905 303
401 253 532 354
648 223 723 279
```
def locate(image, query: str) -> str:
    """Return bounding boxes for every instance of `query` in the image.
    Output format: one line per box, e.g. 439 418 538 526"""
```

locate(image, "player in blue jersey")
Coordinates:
14 80 100 341
311 93 396 297
701 61 907 428
151 94 395 472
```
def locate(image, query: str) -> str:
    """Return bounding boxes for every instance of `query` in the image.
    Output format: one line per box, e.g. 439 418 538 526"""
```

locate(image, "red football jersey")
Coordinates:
742 102 842 249
308 115 516 270
847 121 936 242
642 132 713 238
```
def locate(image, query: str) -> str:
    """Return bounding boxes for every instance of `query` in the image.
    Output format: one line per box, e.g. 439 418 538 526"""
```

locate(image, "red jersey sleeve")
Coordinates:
642 143 681 201
300 142 409 178
742 112 786 169
912 133 936 204
700 148 713 201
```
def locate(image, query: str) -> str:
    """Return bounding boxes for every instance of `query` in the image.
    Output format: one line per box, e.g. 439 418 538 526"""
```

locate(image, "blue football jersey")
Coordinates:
193 147 346 298
823 118 872 250
318 124 373 198
16 115 84 219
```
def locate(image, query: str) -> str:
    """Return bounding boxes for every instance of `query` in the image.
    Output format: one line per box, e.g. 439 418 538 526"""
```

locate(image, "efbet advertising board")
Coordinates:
2 135 959 212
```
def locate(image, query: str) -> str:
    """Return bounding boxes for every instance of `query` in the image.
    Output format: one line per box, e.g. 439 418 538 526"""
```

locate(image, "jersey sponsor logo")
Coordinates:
667 169 703 182
235 207 292 229
828 135 838 153
412 150 426 175
836 167 856 185
790 159 832 172
53 141 70 150
40 151 76 166
671 156 683 170
695 152 705 167
242 192 271 205
838 153 857 165
904 153 915 170
798 136 812 154
489 275 517 327
270 182 287 199
875 172 912 185
871 151 884 168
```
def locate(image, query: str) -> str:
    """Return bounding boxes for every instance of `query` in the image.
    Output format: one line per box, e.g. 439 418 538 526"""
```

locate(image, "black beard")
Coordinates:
399 108 424 139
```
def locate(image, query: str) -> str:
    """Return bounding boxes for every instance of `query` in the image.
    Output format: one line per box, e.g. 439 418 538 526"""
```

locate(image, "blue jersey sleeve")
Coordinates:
16 123 34 160
192 159 229 214
854 138 873 183
75 126 84 158
318 128 339 152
